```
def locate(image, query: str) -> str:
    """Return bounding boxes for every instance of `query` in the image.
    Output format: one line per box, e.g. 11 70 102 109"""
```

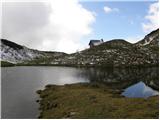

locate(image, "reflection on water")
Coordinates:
1 66 159 118
122 81 159 98
81 67 159 90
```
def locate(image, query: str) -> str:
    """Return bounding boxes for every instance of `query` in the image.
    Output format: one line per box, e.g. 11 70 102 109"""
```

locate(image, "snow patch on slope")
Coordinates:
0 41 44 63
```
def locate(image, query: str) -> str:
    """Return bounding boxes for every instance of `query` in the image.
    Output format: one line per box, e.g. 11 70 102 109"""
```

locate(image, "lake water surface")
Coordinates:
1 66 159 118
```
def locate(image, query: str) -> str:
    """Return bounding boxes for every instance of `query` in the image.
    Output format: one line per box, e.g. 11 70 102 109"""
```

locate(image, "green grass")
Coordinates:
37 83 159 119
1 61 15 67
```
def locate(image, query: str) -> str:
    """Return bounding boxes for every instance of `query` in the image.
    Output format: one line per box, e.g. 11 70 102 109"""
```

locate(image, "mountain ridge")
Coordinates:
1 29 159 67
0 39 66 63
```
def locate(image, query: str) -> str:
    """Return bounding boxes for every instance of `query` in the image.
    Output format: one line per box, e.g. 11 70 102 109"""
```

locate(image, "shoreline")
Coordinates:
1 62 159 68
37 83 159 119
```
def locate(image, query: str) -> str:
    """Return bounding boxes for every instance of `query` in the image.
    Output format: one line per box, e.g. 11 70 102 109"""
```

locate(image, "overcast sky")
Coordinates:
1 0 159 53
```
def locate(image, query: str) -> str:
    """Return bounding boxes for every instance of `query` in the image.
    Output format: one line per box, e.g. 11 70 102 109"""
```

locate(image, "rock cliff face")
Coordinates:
1 29 159 67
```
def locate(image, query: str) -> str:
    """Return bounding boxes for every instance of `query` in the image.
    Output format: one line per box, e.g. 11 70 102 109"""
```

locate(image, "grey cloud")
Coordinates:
2 2 53 49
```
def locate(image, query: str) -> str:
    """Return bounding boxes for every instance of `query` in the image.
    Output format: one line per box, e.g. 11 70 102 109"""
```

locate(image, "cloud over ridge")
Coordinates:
2 0 95 53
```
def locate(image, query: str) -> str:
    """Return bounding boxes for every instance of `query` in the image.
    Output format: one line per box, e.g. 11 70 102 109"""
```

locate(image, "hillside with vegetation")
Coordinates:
1 29 159 67
24 29 159 67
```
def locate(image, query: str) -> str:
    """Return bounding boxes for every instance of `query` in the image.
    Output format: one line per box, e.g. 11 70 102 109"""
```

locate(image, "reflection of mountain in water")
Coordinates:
122 81 158 98
78 67 158 90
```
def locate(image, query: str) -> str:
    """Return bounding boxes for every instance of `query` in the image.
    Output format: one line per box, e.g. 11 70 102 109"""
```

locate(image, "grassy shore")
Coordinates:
1 61 15 67
37 83 158 119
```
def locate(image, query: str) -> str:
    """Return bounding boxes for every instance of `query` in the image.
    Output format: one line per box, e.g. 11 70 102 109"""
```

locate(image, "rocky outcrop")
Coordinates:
136 29 159 47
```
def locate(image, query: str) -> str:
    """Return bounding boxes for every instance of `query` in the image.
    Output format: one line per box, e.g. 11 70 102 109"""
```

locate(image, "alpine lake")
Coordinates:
1 66 159 118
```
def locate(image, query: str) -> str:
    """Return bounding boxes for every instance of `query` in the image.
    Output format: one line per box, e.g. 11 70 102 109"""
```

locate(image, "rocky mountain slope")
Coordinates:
0 39 66 63
28 29 158 67
136 29 159 47
1 29 159 67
